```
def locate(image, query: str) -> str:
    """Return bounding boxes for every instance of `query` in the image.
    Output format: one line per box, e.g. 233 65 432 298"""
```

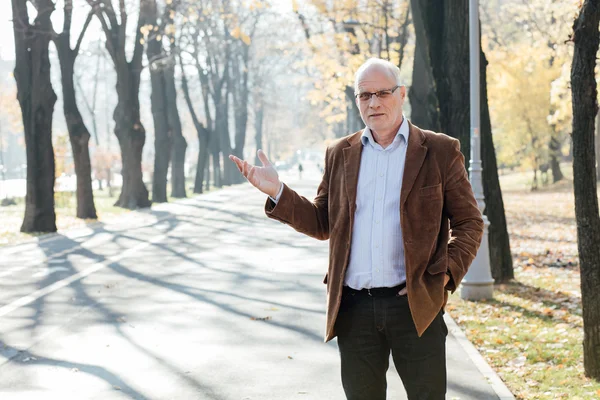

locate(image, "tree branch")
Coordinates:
118 0 127 53
85 0 117 62
74 10 95 56
101 0 120 31
63 0 72 34
130 0 148 72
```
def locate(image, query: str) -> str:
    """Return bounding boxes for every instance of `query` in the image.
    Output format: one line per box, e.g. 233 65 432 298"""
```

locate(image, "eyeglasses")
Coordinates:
355 85 400 102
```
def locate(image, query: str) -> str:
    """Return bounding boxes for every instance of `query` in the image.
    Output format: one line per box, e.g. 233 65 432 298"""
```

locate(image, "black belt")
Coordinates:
343 282 406 298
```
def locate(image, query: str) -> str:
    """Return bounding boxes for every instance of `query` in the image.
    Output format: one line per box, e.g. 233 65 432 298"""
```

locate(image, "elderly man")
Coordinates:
230 58 484 400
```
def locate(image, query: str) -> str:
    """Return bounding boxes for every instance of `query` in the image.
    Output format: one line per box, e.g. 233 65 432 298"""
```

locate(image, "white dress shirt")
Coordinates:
271 118 409 290
344 119 409 289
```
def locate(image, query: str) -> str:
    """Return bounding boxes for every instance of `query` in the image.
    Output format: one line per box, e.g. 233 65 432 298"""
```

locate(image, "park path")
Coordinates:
0 171 513 399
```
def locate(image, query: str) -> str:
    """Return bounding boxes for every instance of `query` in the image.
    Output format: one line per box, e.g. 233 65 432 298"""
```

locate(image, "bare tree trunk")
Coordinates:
345 86 363 135
596 110 600 181
395 5 412 70
232 46 250 185
91 0 151 209
147 24 172 204
180 54 209 194
416 0 513 280
571 0 600 380
113 73 151 209
54 6 97 219
167 63 187 199
12 0 57 233
254 101 264 166
55 40 97 219
194 130 210 194
549 135 564 183
480 48 513 282
75 41 103 191
409 0 440 131
218 91 234 186
421 0 471 158
212 95 224 188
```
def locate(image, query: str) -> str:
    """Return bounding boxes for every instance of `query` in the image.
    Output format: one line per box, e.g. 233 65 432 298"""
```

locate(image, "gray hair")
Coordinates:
354 58 403 93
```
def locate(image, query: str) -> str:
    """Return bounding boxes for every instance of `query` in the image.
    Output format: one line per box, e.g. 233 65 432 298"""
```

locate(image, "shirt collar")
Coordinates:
361 116 409 150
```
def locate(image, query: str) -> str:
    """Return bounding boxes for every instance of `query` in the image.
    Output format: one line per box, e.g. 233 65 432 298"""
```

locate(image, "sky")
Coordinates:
0 0 104 61
0 1 293 62
1 2 14 61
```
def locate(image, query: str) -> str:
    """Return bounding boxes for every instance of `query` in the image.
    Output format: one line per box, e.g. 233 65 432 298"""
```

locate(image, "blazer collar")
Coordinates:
342 130 364 217
342 121 428 216
401 121 427 206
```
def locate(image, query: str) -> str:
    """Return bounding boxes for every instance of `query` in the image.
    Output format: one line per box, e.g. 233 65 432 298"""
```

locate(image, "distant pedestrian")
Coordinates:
229 58 484 399
298 163 303 180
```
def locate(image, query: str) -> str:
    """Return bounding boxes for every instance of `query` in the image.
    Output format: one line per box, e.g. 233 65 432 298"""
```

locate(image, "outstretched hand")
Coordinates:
229 150 282 198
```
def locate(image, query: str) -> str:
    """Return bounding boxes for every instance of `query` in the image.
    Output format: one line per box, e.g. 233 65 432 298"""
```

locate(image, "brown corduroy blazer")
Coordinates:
265 121 484 342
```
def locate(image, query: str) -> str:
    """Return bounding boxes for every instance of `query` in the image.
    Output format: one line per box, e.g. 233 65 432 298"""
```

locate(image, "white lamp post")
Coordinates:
460 0 495 300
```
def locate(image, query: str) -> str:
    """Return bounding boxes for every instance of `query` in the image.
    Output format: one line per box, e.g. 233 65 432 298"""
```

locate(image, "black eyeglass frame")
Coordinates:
355 85 401 101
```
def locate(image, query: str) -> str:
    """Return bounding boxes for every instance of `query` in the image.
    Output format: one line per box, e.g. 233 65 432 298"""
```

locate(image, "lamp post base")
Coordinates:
460 215 495 300
460 280 495 300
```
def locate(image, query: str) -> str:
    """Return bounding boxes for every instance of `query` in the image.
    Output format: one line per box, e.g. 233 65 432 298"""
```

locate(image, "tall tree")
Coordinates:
408 0 439 130
570 0 600 380
88 0 151 209
178 21 212 194
194 0 232 187
167 48 187 199
479 48 513 281
11 0 57 233
179 54 209 194
596 110 600 182
54 1 98 219
418 0 470 151
74 39 104 191
229 2 267 184
230 41 250 184
145 1 173 203
144 0 186 201
416 0 513 281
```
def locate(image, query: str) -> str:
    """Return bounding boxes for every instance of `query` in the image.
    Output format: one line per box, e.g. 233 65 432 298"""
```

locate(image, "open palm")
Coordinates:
229 150 282 198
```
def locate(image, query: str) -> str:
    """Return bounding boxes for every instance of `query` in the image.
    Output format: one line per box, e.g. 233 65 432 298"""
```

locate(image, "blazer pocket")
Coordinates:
419 183 442 198
427 256 448 275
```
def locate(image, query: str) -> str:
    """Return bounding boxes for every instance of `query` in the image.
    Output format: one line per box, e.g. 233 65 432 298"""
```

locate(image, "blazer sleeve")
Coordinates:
264 147 330 241
443 139 485 292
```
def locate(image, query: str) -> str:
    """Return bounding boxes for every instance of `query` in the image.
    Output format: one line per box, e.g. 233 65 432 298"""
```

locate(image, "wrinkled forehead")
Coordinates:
356 65 397 91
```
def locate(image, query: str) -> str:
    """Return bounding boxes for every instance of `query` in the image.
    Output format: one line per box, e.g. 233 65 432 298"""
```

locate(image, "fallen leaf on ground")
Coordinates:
250 316 271 321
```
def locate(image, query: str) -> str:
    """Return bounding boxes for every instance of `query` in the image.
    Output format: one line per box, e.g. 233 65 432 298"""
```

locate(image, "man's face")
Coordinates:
355 67 406 135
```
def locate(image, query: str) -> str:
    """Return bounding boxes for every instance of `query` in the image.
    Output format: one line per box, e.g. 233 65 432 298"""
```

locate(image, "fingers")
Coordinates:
247 166 256 184
229 155 244 174
398 287 408 296
242 160 250 177
257 149 272 167
229 155 252 178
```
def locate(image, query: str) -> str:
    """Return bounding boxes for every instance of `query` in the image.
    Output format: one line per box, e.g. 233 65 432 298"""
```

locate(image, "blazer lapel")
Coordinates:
400 122 428 206
342 131 363 217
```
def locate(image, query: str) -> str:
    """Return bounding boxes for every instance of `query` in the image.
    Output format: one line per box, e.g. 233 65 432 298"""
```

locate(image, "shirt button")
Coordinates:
379 173 384 177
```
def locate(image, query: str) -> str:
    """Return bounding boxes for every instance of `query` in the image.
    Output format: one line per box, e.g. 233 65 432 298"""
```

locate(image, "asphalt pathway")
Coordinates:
0 173 514 400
